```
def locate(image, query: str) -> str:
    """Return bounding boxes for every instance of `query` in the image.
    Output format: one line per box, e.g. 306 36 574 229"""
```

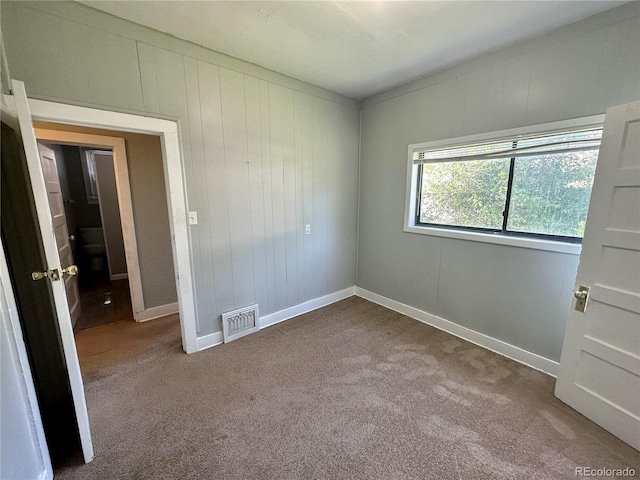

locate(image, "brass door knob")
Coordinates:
62 265 79 276
32 271 49 281
31 268 60 281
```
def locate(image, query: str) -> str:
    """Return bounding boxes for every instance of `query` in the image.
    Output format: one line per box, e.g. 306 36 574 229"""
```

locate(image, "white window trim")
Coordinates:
404 115 605 256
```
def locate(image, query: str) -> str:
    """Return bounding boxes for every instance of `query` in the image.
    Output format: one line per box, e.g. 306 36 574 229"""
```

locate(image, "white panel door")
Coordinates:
37 143 81 324
555 100 640 450
12 79 94 462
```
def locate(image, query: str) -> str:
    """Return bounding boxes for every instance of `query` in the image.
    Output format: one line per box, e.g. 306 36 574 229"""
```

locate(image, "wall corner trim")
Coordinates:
136 302 179 323
354 287 559 377
195 287 356 353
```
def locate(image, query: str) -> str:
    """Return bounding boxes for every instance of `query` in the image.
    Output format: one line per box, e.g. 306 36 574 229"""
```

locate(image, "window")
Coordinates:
405 117 604 250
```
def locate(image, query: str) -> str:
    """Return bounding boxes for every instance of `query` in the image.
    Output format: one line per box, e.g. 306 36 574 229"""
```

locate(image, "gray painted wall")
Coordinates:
119 132 177 309
358 4 640 361
4 1 636 360
2 1 360 335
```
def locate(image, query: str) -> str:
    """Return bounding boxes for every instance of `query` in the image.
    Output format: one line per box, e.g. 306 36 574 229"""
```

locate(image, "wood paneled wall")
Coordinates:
2 1 360 336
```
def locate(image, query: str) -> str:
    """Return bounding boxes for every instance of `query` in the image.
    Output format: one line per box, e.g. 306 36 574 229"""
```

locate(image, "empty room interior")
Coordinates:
1 1 639 479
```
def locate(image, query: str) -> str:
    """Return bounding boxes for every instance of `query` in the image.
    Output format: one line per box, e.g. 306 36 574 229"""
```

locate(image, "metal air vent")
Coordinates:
221 304 259 343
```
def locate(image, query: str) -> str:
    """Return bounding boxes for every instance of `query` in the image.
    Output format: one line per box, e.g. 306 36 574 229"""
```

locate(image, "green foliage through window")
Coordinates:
420 159 509 230
416 129 601 241
507 152 597 237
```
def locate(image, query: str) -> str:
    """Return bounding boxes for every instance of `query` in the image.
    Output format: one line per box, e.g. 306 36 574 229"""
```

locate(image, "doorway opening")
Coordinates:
26 96 199 349
34 121 188 330
5 83 199 467
37 141 134 331
30 126 182 469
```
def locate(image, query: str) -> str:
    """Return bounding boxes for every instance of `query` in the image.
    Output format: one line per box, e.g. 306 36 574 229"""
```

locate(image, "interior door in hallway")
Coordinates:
37 143 81 325
12 79 93 463
555 100 640 450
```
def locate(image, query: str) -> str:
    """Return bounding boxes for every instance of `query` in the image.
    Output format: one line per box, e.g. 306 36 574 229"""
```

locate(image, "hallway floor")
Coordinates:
74 274 133 331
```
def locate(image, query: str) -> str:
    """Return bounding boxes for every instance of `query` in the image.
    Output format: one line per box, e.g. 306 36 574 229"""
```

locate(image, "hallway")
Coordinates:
74 275 133 331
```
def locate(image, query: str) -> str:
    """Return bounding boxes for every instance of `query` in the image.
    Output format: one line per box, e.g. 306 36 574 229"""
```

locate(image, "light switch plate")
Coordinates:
188 211 198 225
305 224 311 235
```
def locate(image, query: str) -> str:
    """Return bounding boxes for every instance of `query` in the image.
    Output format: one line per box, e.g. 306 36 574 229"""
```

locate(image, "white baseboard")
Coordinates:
354 287 559 377
259 287 355 329
136 302 179 323
110 273 128 281
196 331 224 351
192 285 558 377
195 287 356 352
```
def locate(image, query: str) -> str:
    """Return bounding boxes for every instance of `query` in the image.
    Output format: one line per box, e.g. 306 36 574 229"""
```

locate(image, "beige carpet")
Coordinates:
61 296 639 479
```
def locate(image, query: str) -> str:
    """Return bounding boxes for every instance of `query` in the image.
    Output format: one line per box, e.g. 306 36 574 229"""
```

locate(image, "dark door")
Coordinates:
1 122 82 465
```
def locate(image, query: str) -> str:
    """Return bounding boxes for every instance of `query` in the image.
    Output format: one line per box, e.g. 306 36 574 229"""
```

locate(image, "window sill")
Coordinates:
403 225 582 255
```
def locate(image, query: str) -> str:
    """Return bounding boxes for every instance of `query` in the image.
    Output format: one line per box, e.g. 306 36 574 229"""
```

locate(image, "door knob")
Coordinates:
69 234 75 241
573 290 588 300
573 285 590 313
32 270 49 281
31 269 60 281
62 265 79 276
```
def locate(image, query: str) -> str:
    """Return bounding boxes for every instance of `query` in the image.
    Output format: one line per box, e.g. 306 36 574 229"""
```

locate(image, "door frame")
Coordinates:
34 130 145 319
0 231 53 480
27 97 198 354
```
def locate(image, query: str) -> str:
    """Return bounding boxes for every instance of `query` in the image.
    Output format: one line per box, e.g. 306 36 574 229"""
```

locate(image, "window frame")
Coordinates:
404 115 605 255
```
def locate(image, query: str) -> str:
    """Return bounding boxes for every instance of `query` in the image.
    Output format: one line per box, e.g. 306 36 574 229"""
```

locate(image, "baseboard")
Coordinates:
354 287 559 377
259 287 356 329
195 287 356 352
196 331 224 351
110 273 128 281
191 285 558 376
136 302 179 322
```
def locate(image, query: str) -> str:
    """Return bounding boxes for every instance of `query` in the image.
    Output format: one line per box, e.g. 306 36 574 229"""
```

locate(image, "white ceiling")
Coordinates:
80 1 628 100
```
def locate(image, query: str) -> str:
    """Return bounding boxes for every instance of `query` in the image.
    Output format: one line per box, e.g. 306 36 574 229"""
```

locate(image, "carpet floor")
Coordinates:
61 296 639 479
